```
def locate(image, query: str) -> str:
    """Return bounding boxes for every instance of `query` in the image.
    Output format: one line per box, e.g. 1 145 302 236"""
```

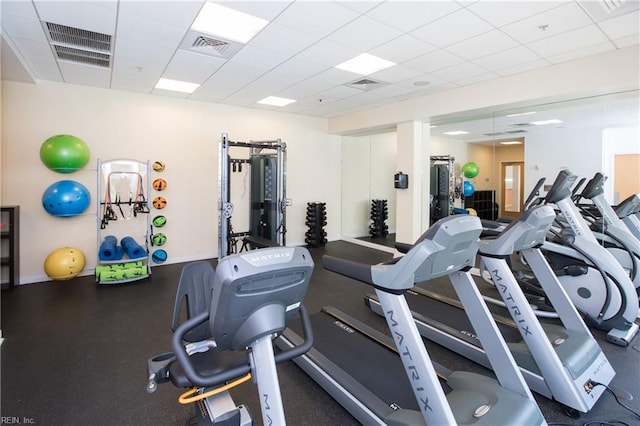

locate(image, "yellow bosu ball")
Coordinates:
44 247 86 280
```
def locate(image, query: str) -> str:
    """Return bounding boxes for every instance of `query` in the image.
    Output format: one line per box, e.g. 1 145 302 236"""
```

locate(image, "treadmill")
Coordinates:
277 215 546 425
366 204 616 415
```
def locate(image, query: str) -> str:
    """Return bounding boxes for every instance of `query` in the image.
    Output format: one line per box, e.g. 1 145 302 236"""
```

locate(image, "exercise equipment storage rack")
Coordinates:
96 159 151 284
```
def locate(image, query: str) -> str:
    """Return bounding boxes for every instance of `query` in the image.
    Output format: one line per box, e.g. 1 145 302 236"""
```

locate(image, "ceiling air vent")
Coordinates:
44 22 112 68
191 36 230 56
179 31 243 60
505 130 528 134
483 132 506 136
346 78 387 91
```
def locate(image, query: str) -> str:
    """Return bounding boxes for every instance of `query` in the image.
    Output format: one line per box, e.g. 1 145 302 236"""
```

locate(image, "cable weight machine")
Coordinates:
218 133 287 258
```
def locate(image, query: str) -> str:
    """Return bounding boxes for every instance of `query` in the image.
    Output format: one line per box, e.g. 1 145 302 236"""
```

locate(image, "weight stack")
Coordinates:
305 202 327 248
369 199 389 238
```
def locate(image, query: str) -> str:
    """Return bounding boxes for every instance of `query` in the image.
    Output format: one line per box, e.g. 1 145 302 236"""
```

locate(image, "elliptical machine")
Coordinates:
514 170 639 346
146 247 314 425
574 173 640 294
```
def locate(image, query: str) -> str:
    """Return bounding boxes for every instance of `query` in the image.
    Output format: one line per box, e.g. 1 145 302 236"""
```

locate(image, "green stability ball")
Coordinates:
462 162 479 179
40 134 90 173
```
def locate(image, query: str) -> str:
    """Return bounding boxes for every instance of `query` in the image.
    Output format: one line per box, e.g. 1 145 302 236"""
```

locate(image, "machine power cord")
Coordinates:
547 381 640 426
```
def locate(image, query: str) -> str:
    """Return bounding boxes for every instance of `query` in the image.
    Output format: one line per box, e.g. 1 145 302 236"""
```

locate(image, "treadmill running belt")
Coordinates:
289 311 423 411
406 290 524 344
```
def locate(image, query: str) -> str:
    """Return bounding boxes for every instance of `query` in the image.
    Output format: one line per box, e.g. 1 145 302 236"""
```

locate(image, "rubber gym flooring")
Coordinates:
2 240 639 425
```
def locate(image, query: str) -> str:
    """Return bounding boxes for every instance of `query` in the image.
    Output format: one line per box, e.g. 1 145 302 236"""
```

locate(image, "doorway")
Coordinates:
501 161 525 218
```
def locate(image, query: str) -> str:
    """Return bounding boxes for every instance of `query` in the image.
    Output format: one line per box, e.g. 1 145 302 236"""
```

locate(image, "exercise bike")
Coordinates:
146 247 314 425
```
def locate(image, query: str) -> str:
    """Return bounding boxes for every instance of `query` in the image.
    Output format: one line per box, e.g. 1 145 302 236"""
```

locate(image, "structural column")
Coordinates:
395 120 426 244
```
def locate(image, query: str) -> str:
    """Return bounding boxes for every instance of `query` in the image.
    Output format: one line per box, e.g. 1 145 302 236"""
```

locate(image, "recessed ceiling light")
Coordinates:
192 2 268 44
335 53 396 76
444 130 469 135
257 96 296 107
506 111 536 117
530 119 563 125
155 78 200 93
500 141 522 145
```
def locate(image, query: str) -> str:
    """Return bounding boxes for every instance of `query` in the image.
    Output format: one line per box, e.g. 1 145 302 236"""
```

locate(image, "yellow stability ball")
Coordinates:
44 247 86 280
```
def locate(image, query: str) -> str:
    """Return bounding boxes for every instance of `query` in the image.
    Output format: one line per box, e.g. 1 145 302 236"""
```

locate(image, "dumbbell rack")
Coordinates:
305 202 327 248
369 199 389 238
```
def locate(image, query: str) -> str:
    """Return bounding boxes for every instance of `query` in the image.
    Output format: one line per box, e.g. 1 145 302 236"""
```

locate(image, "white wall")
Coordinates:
524 127 603 197
341 131 396 238
1 80 341 284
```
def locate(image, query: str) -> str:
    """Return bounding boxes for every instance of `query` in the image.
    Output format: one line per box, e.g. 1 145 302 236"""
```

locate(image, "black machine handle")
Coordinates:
545 170 577 204
171 305 314 389
580 173 606 200
523 177 546 210
322 255 375 285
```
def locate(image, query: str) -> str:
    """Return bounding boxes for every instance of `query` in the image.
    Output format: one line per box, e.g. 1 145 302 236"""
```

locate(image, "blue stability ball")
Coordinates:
42 180 91 217
463 181 475 197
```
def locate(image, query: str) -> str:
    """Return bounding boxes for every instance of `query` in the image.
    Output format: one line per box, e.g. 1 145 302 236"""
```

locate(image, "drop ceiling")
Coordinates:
1 0 639 119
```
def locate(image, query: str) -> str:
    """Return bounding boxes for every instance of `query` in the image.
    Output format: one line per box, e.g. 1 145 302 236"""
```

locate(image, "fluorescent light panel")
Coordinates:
335 53 396 75
192 2 268 44
155 78 200 93
531 119 563 125
500 141 522 145
444 130 469 135
506 111 536 117
258 96 296 107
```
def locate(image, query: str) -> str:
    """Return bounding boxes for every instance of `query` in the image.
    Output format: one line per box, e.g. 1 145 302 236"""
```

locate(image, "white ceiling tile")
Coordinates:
472 45 542 71
403 49 465 74
544 41 616 64
295 39 360 68
445 29 520 60
118 1 203 27
454 71 501 87
366 1 462 32
277 68 357 99
410 8 494 48
326 15 403 52
334 1 384 14
273 1 360 38
467 1 566 28
527 25 611 58
369 34 438 64
163 50 226 83
33 1 117 35
397 73 448 89
1 1 39 18
113 38 175 71
226 44 289 71
115 12 187 49
369 65 422 84
110 70 158 93
365 83 417 99
501 2 593 44
58 61 111 88
249 23 319 57
597 9 640 40
1 12 46 42
430 61 491 82
494 58 550 77
612 34 640 48
317 85 362 100
4 36 61 81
